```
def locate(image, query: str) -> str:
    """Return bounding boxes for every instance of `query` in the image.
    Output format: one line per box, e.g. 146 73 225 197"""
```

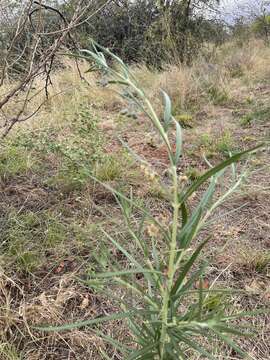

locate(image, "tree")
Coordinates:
67 0 222 67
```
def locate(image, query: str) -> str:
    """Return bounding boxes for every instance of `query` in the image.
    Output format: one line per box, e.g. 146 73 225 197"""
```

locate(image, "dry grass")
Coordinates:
0 40 269 359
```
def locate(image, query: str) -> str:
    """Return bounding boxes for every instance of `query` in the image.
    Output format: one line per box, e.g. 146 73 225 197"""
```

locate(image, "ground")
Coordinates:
0 40 269 359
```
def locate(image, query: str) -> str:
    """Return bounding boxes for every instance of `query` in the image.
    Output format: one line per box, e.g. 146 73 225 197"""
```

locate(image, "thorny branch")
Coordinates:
0 0 107 138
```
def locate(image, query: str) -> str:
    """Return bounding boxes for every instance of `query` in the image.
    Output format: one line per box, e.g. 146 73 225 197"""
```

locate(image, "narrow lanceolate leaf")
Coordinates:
214 324 254 337
180 202 189 227
174 119 183 165
172 332 216 360
34 311 134 332
161 90 172 131
171 239 209 297
113 276 160 308
127 342 158 360
173 263 207 305
167 333 187 359
177 176 216 249
178 144 263 205
177 207 202 249
88 174 169 240
99 349 114 360
101 229 159 291
87 269 163 279
108 80 129 86
92 41 130 79
211 330 249 359
92 328 131 354
81 49 107 68
101 229 144 270
223 308 270 320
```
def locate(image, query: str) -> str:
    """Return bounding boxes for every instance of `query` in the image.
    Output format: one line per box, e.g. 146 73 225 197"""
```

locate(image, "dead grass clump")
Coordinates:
235 249 270 275
0 271 123 359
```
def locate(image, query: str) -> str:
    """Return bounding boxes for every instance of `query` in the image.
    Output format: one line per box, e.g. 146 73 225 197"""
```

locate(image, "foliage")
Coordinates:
76 0 224 67
251 14 270 41
37 43 264 359
0 0 226 71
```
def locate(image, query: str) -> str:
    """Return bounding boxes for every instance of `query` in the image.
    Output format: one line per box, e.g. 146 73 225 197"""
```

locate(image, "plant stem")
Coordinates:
160 165 179 358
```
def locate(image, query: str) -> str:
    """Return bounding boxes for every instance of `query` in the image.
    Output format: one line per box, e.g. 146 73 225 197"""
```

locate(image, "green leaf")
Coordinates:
171 239 209 297
161 90 172 131
127 342 158 360
108 80 129 86
167 334 187 359
214 324 254 337
174 120 182 165
177 207 203 249
180 202 188 227
87 269 162 279
176 175 216 250
173 263 207 304
172 332 216 360
35 311 134 332
88 174 169 241
211 330 250 358
113 276 159 309
101 229 143 268
92 41 131 80
99 349 113 360
223 308 270 320
179 144 263 205
81 49 107 68
92 328 131 354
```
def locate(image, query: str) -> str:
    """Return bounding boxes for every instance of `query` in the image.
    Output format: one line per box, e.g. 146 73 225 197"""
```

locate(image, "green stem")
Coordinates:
126 79 173 162
159 165 179 358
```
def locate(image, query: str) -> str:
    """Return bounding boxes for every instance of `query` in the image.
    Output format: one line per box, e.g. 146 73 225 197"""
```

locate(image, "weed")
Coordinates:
199 130 234 156
250 106 270 123
207 85 230 105
216 130 234 154
0 146 37 180
174 113 194 128
240 114 253 127
146 181 167 200
186 166 202 181
240 106 270 127
229 64 244 78
40 43 263 359
203 293 226 312
46 165 90 193
1 210 68 272
238 250 270 274
94 155 122 181
0 343 21 360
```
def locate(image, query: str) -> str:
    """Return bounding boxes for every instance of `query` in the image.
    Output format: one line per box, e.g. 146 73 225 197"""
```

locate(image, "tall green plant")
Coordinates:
37 43 263 359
